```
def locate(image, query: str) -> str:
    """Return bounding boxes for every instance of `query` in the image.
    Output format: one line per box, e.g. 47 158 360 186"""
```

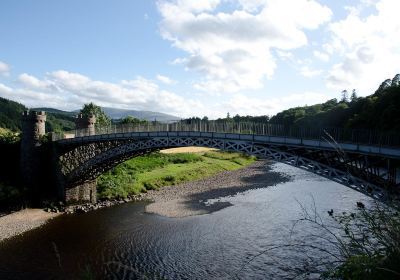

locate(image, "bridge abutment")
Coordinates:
65 180 97 204
61 114 98 204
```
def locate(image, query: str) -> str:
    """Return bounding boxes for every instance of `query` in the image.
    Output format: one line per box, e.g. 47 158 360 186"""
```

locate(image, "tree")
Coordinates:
233 114 241 123
350 89 358 102
80 102 111 127
120 116 147 125
392 74 400 86
376 79 392 94
341 90 349 103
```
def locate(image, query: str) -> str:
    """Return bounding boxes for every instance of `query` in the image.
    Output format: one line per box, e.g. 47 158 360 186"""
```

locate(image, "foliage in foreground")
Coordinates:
289 200 400 280
323 204 400 280
97 150 256 200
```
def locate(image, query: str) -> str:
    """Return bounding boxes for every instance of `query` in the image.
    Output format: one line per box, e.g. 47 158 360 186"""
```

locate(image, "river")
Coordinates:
0 163 372 279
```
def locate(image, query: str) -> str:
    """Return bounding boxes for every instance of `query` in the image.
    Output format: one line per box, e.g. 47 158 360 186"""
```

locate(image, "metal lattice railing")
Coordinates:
51 121 400 148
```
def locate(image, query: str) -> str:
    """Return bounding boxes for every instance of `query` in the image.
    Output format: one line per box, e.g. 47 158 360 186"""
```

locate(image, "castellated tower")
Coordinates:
20 111 47 204
22 110 47 143
75 114 96 136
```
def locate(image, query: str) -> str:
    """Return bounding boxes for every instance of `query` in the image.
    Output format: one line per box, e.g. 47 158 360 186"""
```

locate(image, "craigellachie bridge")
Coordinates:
21 111 400 205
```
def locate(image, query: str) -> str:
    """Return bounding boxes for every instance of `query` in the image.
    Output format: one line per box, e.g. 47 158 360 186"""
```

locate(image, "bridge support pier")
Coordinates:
65 180 97 204
20 111 47 204
61 113 98 204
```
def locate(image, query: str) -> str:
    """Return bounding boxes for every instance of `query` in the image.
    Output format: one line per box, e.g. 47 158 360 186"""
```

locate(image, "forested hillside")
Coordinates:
0 97 76 132
269 74 400 132
0 97 27 131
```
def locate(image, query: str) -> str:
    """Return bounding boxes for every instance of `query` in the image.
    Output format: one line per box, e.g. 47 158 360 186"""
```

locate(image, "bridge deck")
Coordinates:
56 131 400 160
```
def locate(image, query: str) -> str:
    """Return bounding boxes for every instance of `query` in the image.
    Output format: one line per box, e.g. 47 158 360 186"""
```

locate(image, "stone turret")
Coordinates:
20 110 47 204
22 110 47 143
75 114 96 136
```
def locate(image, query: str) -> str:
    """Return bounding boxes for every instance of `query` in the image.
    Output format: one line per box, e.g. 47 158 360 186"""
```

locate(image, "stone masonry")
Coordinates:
20 111 47 203
20 111 99 205
65 180 97 204
75 114 96 137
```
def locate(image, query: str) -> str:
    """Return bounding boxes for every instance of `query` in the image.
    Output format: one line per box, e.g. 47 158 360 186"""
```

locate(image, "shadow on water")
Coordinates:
181 162 291 215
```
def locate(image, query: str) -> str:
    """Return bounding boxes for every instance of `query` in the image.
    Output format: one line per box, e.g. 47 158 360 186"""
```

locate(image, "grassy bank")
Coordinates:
97 150 256 200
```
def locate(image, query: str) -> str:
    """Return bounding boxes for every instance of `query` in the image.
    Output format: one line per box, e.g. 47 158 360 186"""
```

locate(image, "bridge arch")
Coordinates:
55 131 399 203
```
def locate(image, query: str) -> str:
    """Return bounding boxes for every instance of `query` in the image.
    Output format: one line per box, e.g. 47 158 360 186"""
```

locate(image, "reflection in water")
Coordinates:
0 163 372 279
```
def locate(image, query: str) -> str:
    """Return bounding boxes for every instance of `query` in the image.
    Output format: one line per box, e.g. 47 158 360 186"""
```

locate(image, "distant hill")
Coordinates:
100 107 180 122
33 107 75 116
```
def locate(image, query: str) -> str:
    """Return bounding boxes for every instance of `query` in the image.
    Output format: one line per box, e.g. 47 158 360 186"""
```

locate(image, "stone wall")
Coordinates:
65 180 97 204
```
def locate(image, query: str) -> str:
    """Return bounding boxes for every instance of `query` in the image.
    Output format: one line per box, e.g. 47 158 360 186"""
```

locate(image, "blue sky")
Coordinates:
0 0 399 118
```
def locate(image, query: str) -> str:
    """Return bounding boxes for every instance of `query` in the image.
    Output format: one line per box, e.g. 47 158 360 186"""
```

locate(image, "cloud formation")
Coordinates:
156 74 177 85
0 68 331 119
1 70 202 117
158 0 332 93
325 0 400 93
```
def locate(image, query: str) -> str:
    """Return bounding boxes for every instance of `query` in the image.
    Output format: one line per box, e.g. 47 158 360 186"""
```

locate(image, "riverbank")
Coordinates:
144 159 290 218
0 209 61 242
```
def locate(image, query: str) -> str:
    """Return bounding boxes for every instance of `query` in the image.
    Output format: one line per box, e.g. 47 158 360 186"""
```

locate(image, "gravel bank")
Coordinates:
144 160 290 218
0 209 61 242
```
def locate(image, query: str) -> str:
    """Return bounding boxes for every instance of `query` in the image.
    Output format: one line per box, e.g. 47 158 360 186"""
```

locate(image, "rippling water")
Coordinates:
0 163 373 279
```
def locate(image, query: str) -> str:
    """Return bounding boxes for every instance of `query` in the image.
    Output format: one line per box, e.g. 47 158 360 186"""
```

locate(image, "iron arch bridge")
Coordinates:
53 123 400 202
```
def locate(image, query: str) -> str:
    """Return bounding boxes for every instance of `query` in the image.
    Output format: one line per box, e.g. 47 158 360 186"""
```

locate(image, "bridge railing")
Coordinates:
51 121 400 148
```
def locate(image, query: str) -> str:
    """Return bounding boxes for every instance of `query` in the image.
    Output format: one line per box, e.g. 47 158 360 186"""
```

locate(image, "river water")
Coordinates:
0 163 373 279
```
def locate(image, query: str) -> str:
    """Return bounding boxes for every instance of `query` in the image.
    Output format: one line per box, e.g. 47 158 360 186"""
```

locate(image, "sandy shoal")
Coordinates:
0 209 61 242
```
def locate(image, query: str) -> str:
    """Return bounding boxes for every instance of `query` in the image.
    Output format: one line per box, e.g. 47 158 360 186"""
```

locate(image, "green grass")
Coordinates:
97 150 256 200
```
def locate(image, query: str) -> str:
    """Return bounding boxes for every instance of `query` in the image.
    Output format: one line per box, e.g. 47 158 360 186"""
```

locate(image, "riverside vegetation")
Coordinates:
97 150 256 200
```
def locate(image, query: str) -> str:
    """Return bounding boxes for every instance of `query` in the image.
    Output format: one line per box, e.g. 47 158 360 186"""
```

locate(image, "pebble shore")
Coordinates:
0 209 61 242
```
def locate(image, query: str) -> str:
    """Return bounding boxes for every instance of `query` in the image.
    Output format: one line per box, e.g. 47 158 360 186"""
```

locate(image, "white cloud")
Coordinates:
0 69 333 119
174 0 221 13
0 61 10 76
218 91 330 117
2 70 204 117
325 0 400 93
313 50 329 62
0 83 13 95
18 73 54 90
158 0 332 93
156 74 177 85
300 66 322 78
